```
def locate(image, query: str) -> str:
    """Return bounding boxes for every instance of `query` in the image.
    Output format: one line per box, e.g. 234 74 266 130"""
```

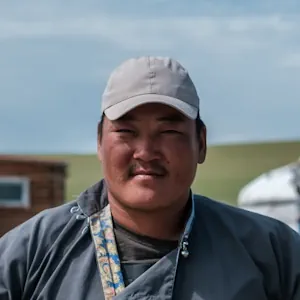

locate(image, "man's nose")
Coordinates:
132 137 161 162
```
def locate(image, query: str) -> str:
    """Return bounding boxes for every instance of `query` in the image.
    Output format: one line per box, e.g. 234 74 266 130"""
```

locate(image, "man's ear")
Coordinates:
97 119 103 161
198 126 207 164
97 137 102 162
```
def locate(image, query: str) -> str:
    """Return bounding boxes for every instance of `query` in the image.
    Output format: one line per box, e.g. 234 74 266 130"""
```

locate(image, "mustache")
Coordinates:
128 162 168 177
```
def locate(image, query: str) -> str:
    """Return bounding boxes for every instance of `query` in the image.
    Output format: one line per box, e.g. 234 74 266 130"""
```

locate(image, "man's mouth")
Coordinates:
131 169 165 177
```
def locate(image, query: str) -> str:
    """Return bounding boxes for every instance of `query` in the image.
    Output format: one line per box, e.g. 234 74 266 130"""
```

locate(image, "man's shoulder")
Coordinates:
0 200 85 245
0 200 92 296
193 194 300 298
193 193 299 239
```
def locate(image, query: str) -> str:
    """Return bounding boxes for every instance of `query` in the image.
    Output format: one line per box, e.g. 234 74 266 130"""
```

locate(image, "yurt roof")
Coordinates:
237 162 300 206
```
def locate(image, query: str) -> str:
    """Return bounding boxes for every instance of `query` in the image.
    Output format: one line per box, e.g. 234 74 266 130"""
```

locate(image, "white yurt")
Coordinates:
237 161 300 232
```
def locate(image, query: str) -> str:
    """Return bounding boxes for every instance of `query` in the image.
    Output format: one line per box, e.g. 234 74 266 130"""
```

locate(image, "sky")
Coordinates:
0 0 300 154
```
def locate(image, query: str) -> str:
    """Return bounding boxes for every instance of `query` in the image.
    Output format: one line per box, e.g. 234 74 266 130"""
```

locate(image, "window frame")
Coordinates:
0 176 30 208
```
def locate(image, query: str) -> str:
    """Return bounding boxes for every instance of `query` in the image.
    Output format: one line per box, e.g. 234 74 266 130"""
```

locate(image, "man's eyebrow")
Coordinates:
115 114 134 122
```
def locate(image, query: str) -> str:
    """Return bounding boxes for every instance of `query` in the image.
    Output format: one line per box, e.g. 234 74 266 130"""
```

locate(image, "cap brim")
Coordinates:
104 94 198 121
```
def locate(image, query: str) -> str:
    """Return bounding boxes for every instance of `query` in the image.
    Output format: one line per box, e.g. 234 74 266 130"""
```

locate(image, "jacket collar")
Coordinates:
76 179 195 242
76 179 108 217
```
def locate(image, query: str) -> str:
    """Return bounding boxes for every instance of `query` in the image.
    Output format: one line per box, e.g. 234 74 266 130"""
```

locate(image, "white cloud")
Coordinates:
0 14 299 50
0 13 298 70
280 53 300 68
227 15 296 32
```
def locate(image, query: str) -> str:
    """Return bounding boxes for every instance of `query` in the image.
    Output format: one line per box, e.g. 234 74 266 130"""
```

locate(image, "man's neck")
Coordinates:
108 194 191 241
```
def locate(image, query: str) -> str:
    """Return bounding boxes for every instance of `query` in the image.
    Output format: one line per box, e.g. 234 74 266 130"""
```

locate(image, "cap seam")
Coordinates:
148 56 153 93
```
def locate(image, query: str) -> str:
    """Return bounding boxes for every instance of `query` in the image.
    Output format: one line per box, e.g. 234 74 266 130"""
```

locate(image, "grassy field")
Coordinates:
41 140 300 206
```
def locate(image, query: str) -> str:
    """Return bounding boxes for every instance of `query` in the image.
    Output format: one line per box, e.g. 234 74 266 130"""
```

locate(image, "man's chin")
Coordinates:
122 185 166 210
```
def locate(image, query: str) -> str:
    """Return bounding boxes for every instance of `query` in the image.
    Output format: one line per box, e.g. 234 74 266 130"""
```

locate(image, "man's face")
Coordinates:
98 103 206 212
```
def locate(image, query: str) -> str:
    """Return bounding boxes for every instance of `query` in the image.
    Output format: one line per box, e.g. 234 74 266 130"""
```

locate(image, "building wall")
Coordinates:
0 159 67 237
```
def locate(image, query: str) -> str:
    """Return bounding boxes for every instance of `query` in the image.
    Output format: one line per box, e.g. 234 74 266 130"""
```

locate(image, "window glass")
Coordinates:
0 182 23 202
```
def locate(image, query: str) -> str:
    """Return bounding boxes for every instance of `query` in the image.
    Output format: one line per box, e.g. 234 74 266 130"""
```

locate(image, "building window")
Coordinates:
0 177 30 208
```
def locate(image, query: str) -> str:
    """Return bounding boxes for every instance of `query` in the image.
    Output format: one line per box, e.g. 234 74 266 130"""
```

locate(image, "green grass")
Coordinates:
40 140 300 206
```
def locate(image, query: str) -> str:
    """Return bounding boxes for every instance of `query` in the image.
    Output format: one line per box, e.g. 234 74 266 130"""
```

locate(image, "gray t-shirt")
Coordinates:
113 220 179 286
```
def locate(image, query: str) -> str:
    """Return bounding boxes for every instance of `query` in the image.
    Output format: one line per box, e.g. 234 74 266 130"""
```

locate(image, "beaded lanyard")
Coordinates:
90 204 125 300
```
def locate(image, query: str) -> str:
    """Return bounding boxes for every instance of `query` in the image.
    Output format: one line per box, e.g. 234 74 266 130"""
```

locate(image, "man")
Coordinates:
1 56 300 300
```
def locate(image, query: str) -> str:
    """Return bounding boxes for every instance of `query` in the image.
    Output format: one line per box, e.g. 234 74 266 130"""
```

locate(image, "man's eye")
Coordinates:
116 129 134 133
162 130 180 133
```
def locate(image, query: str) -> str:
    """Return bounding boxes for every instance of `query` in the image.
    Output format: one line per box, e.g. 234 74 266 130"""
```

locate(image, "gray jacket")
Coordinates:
1 179 300 300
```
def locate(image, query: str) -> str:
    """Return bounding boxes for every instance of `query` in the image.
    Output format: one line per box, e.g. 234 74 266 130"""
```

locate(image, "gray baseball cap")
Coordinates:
101 56 200 120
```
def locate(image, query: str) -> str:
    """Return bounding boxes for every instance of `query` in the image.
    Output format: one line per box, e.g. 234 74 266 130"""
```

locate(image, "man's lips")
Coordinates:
131 169 165 177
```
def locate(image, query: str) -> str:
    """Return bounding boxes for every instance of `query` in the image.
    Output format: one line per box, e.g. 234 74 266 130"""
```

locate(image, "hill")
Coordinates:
40 140 300 206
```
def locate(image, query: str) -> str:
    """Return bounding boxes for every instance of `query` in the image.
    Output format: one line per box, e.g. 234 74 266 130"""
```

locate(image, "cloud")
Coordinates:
0 14 298 43
1 13 299 70
280 52 300 68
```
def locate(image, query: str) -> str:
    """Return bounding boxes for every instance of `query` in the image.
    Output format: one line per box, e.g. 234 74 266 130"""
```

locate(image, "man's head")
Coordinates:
97 56 206 212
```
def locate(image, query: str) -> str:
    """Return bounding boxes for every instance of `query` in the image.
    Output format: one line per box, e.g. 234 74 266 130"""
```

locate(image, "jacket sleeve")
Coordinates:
273 222 300 300
0 225 30 300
